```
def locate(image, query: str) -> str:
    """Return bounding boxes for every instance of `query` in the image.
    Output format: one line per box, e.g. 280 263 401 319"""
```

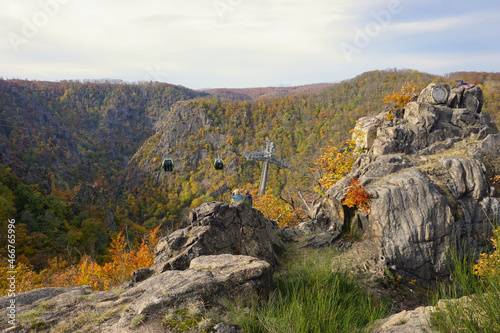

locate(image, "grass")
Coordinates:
162 301 217 333
430 228 500 333
131 314 146 327
228 247 390 333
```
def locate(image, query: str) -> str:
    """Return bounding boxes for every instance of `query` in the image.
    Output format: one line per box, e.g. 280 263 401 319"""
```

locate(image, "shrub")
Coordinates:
342 178 373 214
473 227 500 278
311 143 355 194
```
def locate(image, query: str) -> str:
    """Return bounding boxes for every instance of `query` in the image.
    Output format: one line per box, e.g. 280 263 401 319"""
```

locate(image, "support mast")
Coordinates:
243 138 288 194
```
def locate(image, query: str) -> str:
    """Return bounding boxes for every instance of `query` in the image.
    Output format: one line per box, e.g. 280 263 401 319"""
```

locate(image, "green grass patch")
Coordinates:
229 247 390 333
430 233 500 333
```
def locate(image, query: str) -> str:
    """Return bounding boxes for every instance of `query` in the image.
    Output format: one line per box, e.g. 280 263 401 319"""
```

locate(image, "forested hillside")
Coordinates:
0 80 206 268
1 69 499 273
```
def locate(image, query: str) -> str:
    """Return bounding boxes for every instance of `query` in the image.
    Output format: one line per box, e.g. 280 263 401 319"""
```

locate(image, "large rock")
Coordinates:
417 82 451 105
367 169 454 280
127 254 272 314
151 201 285 273
310 82 500 283
369 305 436 333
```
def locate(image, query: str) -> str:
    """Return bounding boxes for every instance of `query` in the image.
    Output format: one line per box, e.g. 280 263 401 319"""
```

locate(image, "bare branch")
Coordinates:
297 190 311 211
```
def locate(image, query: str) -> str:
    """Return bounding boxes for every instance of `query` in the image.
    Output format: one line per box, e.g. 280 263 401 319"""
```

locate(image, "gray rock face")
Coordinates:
311 82 500 283
0 285 93 311
151 201 285 273
368 169 454 280
0 255 271 331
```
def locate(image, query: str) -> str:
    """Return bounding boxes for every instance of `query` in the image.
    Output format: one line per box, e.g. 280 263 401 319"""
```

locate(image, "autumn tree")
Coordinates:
77 226 160 290
310 141 356 195
382 81 421 110
250 189 305 228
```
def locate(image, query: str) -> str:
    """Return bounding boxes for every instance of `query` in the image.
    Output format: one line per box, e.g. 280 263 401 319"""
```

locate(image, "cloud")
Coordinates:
0 0 498 88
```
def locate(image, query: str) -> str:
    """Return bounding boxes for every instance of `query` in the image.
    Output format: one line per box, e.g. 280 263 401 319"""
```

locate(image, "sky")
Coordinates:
0 0 499 89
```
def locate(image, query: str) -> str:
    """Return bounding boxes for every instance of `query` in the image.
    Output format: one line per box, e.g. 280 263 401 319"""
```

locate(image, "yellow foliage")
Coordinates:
383 81 420 110
253 191 305 228
0 258 79 296
473 228 500 278
311 142 355 194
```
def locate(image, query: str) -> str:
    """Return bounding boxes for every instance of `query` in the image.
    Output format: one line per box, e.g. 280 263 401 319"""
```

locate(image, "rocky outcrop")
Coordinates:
152 201 285 273
310 83 500 283
0 202 279 332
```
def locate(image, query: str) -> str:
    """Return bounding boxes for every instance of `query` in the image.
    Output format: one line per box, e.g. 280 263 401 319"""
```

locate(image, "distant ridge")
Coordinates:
203 82 337 101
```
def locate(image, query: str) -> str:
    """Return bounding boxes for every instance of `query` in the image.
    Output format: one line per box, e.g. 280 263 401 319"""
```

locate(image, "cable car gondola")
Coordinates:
214 158 224 171
162 158 174 172
213 146 224 171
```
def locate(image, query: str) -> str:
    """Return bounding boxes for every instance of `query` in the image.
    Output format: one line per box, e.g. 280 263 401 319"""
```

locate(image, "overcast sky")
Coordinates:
1 0 499 89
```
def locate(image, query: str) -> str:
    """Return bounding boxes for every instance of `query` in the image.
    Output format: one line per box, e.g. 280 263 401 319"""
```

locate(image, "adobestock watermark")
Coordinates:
213 0 245 20
340 0 403 62
6 219 17 327
7 0 72 54
144 65 170 82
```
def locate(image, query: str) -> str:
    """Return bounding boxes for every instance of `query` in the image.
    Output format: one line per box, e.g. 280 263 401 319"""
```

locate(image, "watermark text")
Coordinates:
7 0 72 53
340 0 403 62
213 0 245 20
6 219 17 326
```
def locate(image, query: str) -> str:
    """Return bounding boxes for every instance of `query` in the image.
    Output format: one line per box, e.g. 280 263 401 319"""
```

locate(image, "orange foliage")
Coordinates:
342 178 373 213
78 226 160 291
0 227 160 296
383 81 420 110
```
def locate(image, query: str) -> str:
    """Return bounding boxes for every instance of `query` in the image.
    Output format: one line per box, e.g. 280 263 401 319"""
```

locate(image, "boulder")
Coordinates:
353 114 384 151
0 285 93 310
369 305 436 333
417 82 451 105
190 254 272 301
151 201 284 273
367 169 454 280
0 255 271 332
124 254 271 314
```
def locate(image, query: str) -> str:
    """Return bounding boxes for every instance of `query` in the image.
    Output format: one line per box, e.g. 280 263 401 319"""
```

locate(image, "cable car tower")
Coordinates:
243 138 288 195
